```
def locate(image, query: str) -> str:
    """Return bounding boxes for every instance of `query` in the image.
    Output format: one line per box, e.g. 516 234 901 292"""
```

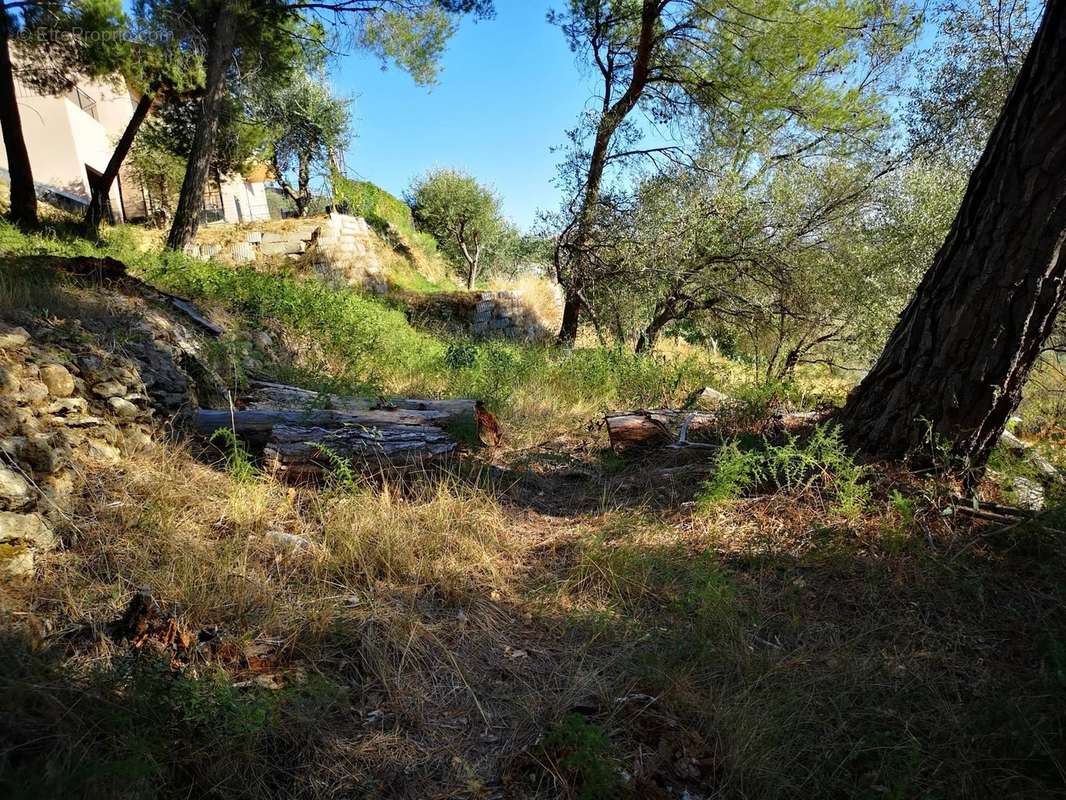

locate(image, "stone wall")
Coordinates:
472 291 552 339
1 302 201 578
405 290 559 341
185 213 386 292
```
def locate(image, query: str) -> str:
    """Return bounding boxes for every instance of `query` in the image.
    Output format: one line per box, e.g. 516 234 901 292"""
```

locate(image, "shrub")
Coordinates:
698 424 870 517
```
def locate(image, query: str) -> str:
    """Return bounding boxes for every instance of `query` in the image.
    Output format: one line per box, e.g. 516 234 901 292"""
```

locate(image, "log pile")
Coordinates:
189 381 480 476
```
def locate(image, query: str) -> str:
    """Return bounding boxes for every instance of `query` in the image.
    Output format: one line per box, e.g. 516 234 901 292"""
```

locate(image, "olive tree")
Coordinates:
408 169 506 289
256 73 350 218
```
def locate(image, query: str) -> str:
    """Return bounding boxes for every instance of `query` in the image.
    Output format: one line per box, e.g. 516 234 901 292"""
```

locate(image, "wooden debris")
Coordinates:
475 400 503 447
605 409 721 452
189 382 485 477
264 423 457 476
111 585 194 653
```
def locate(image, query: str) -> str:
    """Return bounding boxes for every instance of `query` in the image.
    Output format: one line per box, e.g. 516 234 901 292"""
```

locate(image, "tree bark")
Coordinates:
165 0 238 251
0 7 37 228
840 0 1066 470
83 91 155 236
264 424 457 477
556 0 660 345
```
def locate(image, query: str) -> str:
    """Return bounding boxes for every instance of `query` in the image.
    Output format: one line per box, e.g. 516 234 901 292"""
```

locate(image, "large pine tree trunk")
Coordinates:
83 91 155 236
0 8 37 228
165 1 237 251
840 0 1066 469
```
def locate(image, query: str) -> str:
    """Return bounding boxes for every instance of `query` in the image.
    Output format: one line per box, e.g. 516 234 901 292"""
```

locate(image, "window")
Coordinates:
68 86 98 121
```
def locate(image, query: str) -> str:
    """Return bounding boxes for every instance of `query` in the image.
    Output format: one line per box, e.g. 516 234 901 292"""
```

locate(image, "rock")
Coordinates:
265 530 317 555
0 326 29 349
0 365 19 394
684 386 733 410
17 380 49 405
92 380 127 399
1013 476 1045 511
0 542 34 578
0 511 57 550
76 354 105 381
1000 429 1029 452
41 470 75 512
0 436 27 459
44 397 87 416
122 426 154 453
253 331 274 350
85 439 121 464
21 435 63 474
107 397 140 419
38 364 75 397
0 465 32 510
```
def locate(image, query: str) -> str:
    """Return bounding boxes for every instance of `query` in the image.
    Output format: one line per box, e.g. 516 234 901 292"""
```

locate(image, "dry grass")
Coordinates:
3 421 1066 798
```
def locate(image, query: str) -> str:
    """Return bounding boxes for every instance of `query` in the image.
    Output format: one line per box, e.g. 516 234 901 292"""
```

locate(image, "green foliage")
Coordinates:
697 439 767 506
210 427 257 483
11 0 130 94
698 424 870 517
126 130 187 225
909 0 1042 165
408 168 508 288
542 713 621 800
256 71 351 216
0 637 345 799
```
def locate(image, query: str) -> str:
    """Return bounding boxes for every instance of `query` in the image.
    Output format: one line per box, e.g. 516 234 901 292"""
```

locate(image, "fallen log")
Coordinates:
604 407 827 453
605 410 720 452
246 381 475 426
263 424 457 476
191 406 468 448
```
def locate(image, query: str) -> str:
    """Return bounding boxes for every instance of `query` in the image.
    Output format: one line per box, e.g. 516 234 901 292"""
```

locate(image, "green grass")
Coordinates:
0 219 737 443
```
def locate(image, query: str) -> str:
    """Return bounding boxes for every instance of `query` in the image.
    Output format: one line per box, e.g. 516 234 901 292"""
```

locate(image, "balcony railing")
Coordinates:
68 86 98 121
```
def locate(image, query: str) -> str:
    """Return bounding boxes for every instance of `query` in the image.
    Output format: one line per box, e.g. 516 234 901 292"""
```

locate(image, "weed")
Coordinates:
210 427 257 482
542 713 622 800
697 424 870 517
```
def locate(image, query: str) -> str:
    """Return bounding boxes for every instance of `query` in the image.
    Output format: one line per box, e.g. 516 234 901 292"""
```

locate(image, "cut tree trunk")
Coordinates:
0 12 37 228
165 1 238 251
190 389 480 477
84 91 155 236
605 410 721 452
191 407 471 446
839 1 1066 470
264 424 457 477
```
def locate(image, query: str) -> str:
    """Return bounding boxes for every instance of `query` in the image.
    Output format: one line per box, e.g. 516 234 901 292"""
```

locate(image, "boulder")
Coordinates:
39 364 75 398
0 326 29 350
108 397 140 419
0 511 57 550
0 464 32 510
85 439 121 464
17 379 49 405
0 365 19 394
21 434 65 474
0 542 34 578
92 380 127 399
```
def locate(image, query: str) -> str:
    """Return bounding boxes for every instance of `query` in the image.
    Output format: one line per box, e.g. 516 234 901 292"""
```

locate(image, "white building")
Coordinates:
0 73 270 225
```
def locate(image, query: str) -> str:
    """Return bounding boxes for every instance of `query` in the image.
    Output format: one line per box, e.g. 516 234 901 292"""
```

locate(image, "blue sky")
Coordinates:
334 2 594 231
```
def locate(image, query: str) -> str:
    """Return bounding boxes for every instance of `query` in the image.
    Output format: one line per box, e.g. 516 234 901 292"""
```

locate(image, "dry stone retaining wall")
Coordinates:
472 291 552 340
185 213 386 292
